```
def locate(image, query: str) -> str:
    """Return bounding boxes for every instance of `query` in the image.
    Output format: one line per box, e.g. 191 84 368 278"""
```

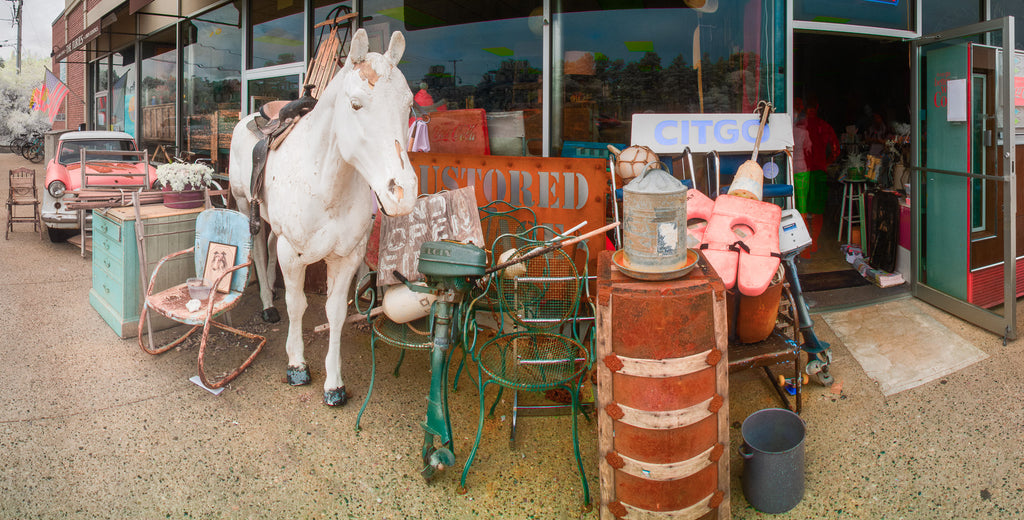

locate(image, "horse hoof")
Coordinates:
323 387 348 406
286 365 311 386
262 307 281 323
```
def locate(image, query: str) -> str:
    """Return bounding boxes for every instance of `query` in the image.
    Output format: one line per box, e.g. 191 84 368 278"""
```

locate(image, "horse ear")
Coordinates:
386 31 406 64
349 28 369 64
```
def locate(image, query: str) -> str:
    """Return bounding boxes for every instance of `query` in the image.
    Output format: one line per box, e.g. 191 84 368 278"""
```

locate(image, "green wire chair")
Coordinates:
459 234 592 508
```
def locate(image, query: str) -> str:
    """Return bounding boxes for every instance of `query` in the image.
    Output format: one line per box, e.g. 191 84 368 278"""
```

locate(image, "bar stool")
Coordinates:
838 176 867 245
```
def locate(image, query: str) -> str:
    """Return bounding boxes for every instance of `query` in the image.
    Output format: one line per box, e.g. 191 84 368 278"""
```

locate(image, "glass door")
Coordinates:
911 18 1017 341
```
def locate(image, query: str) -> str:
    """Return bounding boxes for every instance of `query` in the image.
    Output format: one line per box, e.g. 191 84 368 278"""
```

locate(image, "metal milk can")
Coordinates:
622 162 688 274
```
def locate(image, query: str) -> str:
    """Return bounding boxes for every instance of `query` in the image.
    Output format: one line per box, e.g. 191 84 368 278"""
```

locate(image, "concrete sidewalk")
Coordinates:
2 151 1022 519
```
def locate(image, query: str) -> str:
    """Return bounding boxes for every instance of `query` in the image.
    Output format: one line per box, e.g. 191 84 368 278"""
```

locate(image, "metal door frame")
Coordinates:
911 17 1017 341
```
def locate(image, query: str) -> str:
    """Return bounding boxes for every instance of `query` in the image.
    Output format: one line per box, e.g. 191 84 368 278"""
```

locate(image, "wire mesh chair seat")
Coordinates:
476 331 589 390
371 315 433 351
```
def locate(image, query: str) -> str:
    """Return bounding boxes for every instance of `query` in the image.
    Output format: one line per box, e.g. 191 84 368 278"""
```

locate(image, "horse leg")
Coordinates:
278 238 311 386
266 231 280 299
234 194 279 323
320 254 361 406
253 226 280 323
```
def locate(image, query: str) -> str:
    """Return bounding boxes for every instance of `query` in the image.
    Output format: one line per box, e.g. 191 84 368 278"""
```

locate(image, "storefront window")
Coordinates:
140 28 177 160
313 1 353 56
555 1 785 153
93 59 109 129
794 0 913 32
183 1 242 171
363 0 543 155
247 75 301 113
110 49 135 134
250 0 304 68
314 1 353 32
922 0 980 36
991 2 1024 50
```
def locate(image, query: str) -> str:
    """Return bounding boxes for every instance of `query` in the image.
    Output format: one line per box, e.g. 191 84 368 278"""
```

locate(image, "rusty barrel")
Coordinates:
596 251 730 519
727 267 785 344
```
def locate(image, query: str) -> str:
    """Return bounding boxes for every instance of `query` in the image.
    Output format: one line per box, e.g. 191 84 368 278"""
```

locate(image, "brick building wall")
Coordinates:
51 4 86 132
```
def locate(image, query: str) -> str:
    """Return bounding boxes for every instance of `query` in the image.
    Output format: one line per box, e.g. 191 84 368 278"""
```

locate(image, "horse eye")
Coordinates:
351 99 364 111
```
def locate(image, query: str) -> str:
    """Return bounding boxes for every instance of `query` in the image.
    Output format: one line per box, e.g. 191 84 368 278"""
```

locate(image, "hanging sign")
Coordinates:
631 113 794 154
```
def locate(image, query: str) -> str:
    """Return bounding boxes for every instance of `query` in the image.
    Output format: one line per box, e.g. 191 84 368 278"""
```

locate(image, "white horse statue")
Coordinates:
229 29 418 405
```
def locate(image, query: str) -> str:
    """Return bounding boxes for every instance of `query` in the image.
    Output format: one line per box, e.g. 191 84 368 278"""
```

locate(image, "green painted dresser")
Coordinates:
89 205 204 338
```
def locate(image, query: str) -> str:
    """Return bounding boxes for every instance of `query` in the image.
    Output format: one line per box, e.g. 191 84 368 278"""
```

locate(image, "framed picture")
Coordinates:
203 242 237 293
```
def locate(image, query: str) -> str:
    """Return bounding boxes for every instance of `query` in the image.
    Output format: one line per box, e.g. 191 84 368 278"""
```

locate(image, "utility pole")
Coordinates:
14 0 21 74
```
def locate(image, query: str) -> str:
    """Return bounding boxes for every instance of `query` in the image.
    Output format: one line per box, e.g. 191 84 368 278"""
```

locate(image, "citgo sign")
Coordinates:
631 113 794 154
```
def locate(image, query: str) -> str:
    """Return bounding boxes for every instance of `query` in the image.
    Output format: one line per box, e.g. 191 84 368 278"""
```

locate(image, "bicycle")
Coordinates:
8 132 36 153
20 133 44 163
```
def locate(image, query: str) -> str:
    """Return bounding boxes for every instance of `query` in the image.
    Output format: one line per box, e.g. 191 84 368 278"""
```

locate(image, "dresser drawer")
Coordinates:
93 245 126 281
92 228 126 262
91 266 126 315
92 213 122 244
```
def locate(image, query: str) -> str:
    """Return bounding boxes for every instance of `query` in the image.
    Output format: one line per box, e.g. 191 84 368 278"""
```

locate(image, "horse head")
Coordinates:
330 28 418 217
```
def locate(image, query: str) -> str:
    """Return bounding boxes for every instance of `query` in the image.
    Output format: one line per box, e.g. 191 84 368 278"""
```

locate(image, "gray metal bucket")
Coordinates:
622 163 688 274
740 408 805 514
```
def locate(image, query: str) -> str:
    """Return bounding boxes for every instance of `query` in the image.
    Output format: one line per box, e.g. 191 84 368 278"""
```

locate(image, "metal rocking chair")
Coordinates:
459 234 592 507
137 208 265 389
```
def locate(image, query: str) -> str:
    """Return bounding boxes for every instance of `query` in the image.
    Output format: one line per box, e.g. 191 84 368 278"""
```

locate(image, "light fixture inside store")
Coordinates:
685 0 718 14
528 6 545 36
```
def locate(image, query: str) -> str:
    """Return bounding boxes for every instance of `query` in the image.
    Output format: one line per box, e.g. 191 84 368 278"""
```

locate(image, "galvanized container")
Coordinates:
622 163 689 276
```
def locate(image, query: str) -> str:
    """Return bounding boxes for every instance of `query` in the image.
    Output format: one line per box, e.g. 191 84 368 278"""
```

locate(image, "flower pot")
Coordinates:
162 185 204 209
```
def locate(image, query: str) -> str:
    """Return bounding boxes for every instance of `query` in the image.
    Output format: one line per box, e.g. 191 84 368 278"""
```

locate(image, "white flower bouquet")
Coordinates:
156 162 214 192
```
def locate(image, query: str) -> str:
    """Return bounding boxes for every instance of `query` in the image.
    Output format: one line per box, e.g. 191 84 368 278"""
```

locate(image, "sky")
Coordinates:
0 0 66 64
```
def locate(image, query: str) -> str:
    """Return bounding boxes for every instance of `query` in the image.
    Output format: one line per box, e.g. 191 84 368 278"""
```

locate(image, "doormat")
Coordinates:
821 298 988 396
800 269 870 292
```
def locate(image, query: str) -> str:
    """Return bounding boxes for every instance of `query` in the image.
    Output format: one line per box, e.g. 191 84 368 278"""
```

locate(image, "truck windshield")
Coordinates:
58 140 137 165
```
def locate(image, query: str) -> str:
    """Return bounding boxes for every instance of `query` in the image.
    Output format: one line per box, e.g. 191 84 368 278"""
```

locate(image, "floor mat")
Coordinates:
821 298 989 396
804 284 909 314
798 269 870 292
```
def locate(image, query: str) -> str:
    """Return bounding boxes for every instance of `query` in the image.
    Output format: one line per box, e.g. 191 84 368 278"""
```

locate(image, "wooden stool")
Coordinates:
838 177 867 245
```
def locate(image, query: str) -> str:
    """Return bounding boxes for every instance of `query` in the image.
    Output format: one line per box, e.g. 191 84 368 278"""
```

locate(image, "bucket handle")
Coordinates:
739 443 754 460
640 161 670 179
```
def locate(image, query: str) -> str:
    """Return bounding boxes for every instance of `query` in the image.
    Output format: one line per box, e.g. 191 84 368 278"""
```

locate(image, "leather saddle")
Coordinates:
246 85 318 235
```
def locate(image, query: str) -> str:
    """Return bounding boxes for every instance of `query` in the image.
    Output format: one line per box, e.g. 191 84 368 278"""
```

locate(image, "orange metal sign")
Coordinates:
410 152 610 263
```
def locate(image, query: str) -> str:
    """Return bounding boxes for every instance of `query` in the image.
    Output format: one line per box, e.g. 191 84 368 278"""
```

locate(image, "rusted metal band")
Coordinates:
610 349 719 378
608 445 717 481
606 397 715 430
604 492 717 519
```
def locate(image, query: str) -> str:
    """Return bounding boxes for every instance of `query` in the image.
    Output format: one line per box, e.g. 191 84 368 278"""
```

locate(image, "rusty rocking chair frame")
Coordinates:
137 209 265 389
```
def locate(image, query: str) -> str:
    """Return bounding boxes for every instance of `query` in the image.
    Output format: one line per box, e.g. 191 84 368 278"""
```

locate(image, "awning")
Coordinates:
129 0 157 14
52 19 102 62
